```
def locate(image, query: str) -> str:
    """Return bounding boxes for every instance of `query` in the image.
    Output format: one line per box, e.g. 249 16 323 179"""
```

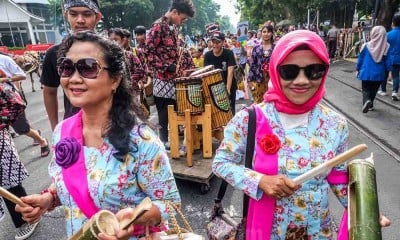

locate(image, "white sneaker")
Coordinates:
377 90 387 96
179 145 187 157
392 92 399 101
15 222 39 240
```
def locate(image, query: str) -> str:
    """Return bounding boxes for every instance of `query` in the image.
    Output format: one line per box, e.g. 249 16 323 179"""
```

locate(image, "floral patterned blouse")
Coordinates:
213 102 349 239
248 44 275 83
145 16 179 81
49 124 181 239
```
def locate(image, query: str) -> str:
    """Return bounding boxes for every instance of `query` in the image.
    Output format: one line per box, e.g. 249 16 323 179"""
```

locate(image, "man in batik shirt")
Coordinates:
133 25 147 64
109 28 146 93
145 0 195 147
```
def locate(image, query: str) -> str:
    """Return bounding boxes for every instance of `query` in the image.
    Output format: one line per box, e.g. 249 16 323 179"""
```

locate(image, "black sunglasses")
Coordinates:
57 58 110 79
277 64 328 81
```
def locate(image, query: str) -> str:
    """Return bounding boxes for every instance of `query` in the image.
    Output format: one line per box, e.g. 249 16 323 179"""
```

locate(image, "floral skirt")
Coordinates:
285 226 308 240
249 79 268 104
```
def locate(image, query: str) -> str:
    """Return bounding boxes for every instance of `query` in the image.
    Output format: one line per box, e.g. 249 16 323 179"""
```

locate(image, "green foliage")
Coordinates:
47 0 65 34
100 0 154 31
46 0 235 36
236 0 397 29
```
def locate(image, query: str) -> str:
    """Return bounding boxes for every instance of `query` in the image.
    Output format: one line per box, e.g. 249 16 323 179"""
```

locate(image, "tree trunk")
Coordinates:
377 0 400 30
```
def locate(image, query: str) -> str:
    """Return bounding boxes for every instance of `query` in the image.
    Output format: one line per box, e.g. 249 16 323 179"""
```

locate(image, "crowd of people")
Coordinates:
0 0 397 239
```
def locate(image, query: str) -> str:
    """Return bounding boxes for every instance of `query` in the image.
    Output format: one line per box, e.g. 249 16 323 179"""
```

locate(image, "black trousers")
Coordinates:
4 184 27 228
11 111 30 135
328 39 337 58
229 85 237 116
154 96 176 143
361 81 381 106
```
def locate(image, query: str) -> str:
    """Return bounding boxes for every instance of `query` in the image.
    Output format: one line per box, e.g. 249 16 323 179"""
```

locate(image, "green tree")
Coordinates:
47 0 66 35
100 0 154 31
376 0 400 29
236 0 399 29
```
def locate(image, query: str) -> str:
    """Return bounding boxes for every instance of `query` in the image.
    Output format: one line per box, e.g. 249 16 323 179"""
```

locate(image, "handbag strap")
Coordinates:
165 201 193 240
216 105 256 219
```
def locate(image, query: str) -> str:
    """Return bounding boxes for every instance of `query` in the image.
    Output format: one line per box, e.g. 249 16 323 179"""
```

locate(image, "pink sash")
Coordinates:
246 106 349 239
327 170 349 240
60 110 100 218
61 111 163 236
246 106 278 239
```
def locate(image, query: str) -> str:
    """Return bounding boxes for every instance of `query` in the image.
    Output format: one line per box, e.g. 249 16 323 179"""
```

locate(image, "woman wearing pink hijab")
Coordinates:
213 30 390 239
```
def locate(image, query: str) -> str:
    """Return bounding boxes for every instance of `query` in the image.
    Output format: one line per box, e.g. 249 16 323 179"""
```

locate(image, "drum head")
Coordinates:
174 76 202 84
190 65 214 76
194 69 222 78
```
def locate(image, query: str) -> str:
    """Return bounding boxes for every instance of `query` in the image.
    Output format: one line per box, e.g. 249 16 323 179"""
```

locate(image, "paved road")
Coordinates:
1 61 399 239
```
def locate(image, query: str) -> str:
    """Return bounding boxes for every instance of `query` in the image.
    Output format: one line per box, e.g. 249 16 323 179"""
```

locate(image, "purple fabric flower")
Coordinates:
55 137 81 168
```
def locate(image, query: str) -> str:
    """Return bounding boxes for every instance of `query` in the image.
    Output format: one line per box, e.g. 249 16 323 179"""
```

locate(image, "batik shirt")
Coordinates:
146 16 179 81
49 124 181 239
125 50 146 92
131 45 149 76
177 47 195 76
213 102 349 239
248 44 275 83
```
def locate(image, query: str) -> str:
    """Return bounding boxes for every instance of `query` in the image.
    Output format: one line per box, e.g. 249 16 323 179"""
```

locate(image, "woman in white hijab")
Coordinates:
356 25 391 113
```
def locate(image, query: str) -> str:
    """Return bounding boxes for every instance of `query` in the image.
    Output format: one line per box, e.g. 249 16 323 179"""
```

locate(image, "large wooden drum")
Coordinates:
174 77 204 115
195 69 232 129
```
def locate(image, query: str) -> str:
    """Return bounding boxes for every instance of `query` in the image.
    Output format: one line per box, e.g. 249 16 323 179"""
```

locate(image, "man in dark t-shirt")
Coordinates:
204 32 237 115
40 45 79 123
40 0 102 131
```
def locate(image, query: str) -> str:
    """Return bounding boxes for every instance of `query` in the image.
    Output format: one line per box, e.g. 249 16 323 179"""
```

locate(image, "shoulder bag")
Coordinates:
206 106 256 240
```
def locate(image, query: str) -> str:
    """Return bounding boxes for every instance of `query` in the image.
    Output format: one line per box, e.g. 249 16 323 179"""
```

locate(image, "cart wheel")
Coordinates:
200 184 210 194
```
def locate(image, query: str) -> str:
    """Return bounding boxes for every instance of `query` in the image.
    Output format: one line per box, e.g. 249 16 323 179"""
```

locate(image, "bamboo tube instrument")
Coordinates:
348 154 382 240
293 144 368 185
68 197 152 240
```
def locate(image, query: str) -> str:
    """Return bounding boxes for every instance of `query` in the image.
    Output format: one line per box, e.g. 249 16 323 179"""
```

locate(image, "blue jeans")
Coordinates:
392 64 400 93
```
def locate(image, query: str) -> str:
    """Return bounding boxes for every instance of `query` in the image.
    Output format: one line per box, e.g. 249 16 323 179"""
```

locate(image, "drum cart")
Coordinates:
167 67 232 194
169 155 214 194
168 104 216 194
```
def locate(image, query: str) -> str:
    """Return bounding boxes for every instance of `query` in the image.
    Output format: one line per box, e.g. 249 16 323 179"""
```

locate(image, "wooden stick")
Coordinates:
120 197 153 230
0 186 29 207
293 144 368 185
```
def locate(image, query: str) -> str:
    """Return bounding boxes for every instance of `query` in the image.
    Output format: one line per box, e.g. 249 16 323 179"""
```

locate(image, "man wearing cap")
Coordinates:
204 31 237 115
40 0 102 131
145 0 195 148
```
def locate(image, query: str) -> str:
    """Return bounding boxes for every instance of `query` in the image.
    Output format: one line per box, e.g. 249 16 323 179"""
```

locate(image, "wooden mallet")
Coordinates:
0 186 29 207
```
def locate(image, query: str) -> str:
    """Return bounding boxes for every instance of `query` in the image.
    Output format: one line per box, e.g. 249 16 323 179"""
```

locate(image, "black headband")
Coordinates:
64 0 100 13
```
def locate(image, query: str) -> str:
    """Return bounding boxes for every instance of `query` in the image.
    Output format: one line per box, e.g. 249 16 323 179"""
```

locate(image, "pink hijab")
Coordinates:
264 30 330 114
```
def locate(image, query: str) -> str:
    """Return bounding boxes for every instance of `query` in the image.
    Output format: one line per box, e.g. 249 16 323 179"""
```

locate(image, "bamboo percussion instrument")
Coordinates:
68 197 152 240
0 186 29 207
293 144 368 185
348 154 382 240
